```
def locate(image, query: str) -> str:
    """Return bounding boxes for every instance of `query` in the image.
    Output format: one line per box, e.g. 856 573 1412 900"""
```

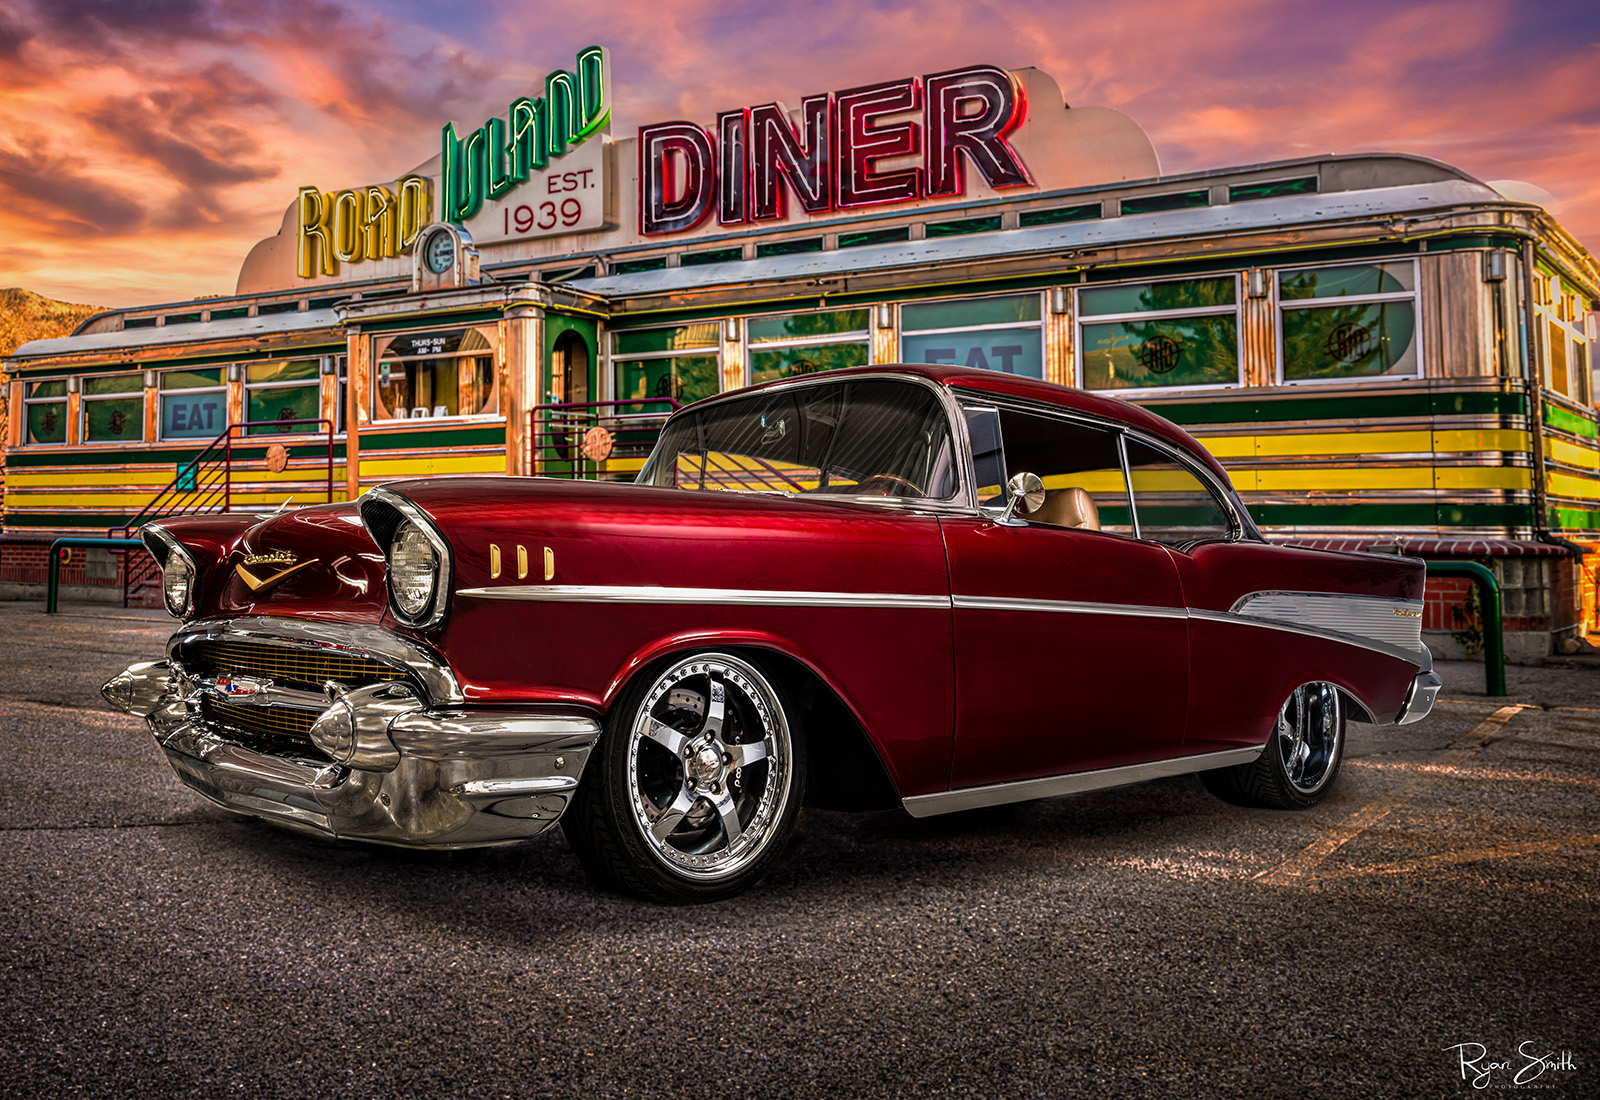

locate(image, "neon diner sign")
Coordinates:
639 64 1031 235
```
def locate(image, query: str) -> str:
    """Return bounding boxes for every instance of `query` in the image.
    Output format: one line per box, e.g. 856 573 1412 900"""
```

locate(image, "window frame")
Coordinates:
1274 258 1423 386
899 291 1046 379
371 326 501 423
21 378 70 446
1535 270 1592 406
610 322 722 405
745 307 871 387
157 367 228 443
1074 275 1244 396
243 357 325 437
79 371 147 445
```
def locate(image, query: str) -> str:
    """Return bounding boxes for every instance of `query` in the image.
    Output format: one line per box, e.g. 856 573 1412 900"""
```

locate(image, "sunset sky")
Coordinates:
2 0 1598 309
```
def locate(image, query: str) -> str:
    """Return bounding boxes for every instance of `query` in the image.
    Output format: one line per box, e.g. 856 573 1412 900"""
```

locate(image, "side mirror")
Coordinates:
1000 472 1045 523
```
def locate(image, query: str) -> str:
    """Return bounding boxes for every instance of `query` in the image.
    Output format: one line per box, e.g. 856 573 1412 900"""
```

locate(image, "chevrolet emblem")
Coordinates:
236 555 318 593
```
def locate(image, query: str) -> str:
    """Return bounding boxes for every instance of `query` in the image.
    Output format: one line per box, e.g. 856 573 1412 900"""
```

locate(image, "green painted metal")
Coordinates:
45 538 143 614
1426 560 1506 697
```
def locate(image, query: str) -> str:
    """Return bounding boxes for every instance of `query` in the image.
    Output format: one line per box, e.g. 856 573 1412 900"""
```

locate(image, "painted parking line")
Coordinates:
1312 835 1600 880
1254 703 1529 887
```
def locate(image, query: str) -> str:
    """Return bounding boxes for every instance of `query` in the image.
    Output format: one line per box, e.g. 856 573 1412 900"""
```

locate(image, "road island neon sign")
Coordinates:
639 64 1031 235
295 47 610 277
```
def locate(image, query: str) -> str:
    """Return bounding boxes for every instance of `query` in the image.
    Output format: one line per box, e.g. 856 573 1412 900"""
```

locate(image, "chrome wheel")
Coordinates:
1275 682 1341 795
625 653 794 882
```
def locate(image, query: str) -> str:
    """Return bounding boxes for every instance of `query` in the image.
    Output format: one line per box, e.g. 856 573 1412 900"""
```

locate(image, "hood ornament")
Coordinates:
236 551 318 594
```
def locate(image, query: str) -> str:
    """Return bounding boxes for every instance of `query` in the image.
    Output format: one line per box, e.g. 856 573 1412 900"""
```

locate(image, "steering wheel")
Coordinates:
856 472 925 497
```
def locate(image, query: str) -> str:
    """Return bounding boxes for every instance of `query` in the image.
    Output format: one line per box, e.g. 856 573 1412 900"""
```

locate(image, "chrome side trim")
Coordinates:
457 584 952 609
1188 608 1427 667
457 776 580 795
902 745 1267 817
171 615 466 704
951 594 1188 619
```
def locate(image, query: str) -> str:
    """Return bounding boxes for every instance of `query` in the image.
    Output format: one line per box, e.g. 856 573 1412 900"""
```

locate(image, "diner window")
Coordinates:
901 293 1044 378
1079 277 1240 392
159 368 226 441
612 323 721 404
1279 261 1419 383
373 328 497 421
1125 438 1234 546
23 380 67 444
82 374 145 443
1536 272 1591 405
747 308 870 386
246 359 322 435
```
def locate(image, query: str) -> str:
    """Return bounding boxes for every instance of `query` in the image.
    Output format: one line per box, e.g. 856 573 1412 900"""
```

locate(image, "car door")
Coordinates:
941 402 1190 789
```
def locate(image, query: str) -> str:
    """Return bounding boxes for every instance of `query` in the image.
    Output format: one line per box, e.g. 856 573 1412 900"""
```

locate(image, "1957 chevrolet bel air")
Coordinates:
103 365 1440 901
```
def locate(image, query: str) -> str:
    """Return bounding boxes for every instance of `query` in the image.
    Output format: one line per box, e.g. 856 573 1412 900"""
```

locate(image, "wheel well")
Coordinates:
1335 686 1379 725
725 646 901 812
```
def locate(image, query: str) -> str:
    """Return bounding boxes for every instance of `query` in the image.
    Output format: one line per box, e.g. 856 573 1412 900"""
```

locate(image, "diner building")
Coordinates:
4 55 1599 660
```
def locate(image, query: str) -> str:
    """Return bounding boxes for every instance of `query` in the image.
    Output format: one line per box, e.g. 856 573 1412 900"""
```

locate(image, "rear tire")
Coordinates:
1201 682 1345 809
563 651 806 902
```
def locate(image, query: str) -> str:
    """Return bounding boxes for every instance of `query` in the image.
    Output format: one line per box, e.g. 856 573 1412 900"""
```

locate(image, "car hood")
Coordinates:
209 500 389 621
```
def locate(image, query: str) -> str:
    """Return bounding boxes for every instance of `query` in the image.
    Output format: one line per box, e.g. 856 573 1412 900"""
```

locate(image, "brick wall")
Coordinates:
0 539 159 606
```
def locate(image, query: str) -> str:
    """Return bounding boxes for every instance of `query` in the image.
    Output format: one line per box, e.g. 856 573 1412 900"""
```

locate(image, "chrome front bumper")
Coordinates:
102 619 601 849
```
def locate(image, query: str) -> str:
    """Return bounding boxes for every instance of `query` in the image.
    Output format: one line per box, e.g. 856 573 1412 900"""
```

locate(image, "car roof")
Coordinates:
685 363 1233 485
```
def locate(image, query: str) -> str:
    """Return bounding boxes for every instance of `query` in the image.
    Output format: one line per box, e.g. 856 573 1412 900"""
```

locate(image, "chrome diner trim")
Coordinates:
902 745 1267 817
457 584 953 609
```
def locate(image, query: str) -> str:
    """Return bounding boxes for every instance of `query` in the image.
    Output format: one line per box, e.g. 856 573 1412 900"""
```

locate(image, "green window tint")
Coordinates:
681 247 742 267
615 355 720 404
84 397 143 442
613 324 720 356
926 216 1001 238
247 385 321 434
1282 301 1418 381
1082 315 1240 391
747 309 869 344
28 380 67 399
839 227 910 248
1019 203 1101 228
901 293 1041 332
160 368 223 390
161 392 226 439
1121 190 1208 215
246 359 319 385
26 401 66 443
1280 262 1414 300
1080 278 1236 317
1229 177 1317 202
902 328 1042 378
84 374 143 395
755 237 824 258
612 256 669 275
749 342 869 386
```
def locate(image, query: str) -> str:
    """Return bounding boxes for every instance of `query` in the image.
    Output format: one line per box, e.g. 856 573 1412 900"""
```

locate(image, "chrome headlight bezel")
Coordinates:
359 488 453 630
140 524 197 620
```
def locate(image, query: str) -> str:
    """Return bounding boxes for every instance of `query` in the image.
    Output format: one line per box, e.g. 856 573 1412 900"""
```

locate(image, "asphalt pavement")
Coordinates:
0 601 1594 1098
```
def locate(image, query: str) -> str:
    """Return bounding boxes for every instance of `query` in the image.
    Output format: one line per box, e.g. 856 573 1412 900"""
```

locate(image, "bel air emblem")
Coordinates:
213 674 266 698
236 551 318 593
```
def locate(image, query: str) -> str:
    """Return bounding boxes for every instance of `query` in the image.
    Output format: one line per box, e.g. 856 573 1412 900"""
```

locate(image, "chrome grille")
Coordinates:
182 638 409 693
199 695 331 762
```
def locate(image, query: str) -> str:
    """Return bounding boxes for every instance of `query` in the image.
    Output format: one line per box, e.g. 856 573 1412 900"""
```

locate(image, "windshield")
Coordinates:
638 378 959 500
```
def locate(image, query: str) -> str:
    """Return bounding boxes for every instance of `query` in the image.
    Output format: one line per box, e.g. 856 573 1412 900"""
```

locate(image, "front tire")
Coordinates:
563 651 806 902
1202 681 1345 809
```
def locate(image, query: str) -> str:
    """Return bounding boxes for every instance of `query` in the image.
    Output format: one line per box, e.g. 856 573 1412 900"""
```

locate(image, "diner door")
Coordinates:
941 406 1190 789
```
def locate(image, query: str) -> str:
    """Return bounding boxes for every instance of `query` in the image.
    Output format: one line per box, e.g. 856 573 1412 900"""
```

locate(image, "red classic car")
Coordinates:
103 365 1439 901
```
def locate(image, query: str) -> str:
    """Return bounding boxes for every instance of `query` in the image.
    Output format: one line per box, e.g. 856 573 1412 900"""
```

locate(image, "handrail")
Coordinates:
530 398 680 479
1426 560 1506 697
45 538 142 614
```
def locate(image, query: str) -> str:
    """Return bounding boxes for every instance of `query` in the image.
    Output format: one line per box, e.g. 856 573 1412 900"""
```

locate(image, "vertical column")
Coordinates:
226 365 245 426
1045 287 1073 387
143 371 158 442
65 380 81 446
720 318 744 393
871 303 897 365
345 328 368 500
6 379 21 447
503 303 545 476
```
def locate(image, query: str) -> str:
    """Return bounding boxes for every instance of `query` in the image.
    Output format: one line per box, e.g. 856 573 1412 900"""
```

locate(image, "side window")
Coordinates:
1125 439 1234 545
993 407 1132 534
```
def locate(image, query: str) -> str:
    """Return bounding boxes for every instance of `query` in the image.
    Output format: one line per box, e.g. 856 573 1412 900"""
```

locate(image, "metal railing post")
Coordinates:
1426 561 1506 696
46 538 142 614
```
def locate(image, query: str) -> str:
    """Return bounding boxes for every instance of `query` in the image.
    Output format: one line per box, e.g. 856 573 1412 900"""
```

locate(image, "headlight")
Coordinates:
162 554 193 618
389 519 439 618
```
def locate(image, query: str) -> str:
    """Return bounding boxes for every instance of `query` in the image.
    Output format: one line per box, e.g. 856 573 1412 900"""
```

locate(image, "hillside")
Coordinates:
0 288 105 359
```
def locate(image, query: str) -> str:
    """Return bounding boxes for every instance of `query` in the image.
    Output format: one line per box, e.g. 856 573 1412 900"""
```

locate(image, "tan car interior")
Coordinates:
1032 486 1101 530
